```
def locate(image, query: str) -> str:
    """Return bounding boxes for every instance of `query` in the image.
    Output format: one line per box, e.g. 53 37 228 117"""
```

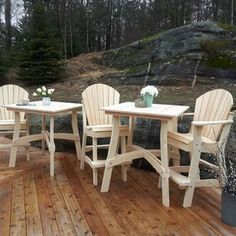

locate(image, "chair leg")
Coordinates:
120 136 128 182
158 176 162 188
93 168 98 186
183 185 195 208
183 128 202 208
80 133 87 170
92 137 98 186
26 146 30 161
172 148 180 166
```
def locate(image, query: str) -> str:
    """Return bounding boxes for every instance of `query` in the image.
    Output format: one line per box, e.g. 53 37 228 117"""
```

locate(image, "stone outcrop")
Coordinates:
101 22 236 85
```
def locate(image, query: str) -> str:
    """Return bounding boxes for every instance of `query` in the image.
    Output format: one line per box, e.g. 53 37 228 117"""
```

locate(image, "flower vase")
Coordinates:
42 97 51 106
221 191 236 226
143 94 154 107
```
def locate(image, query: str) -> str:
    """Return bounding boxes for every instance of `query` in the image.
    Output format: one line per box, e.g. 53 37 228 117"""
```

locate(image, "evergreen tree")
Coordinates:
0 50 6 79
18 1 63 85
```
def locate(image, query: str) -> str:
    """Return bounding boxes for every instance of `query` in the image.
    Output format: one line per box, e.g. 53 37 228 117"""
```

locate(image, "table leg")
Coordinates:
160 120 170 207
127 117 135 145
26 113 30 161
9 112 21 167
101 115 120 192
71 111 82 160
42 114 46 154
49 116 56 176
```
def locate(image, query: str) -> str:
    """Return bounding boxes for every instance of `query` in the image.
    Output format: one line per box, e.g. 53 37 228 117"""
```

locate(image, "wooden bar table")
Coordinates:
101 102 189 207
4 101 82 176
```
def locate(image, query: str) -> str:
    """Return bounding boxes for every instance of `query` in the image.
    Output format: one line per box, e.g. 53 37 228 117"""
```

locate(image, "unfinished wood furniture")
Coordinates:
80 84 129 185
0 84 29 142
167 89 234 207
101 102 189 207
4 101 82 176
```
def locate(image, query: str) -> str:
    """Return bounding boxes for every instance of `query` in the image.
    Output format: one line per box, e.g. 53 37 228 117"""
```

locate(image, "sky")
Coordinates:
1 0 24 26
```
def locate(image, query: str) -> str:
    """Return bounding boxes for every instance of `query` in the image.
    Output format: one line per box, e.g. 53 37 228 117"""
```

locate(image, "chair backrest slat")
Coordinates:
82 84 120 126
192 89 233 140
0 84 29 121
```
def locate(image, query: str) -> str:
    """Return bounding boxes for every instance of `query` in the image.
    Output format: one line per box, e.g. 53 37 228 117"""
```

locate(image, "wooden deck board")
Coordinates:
24 173 43 236
0 137 236 235
10 177 26 236
0 183 11 236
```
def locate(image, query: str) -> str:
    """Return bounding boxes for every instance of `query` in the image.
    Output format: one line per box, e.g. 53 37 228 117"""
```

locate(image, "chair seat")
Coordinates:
87 124 129 132
168 131 216 145
168 131 216 152
0 119 27 131
86 124 129 138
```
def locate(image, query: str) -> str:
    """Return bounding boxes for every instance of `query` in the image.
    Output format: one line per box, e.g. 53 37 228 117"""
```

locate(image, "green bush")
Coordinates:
207 55 236 70
217 22 236 33
200 39 236 69
200 39 230 57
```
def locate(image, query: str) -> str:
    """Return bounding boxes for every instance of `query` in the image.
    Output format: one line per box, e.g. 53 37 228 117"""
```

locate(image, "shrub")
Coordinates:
200 39 236 69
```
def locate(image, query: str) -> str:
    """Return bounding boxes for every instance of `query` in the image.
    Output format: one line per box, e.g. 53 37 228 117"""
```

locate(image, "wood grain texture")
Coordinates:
10 177 26 236
0 183 12 236
82 83 120 126
167 89 234 207
0 138 236 235
81 84 128 186
0 84 28 121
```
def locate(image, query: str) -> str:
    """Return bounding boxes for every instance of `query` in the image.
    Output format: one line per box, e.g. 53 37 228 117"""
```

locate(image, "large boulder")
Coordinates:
101 22 236 85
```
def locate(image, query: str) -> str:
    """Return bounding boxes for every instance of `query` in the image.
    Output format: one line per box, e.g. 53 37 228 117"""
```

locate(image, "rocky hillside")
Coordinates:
100 21 236 85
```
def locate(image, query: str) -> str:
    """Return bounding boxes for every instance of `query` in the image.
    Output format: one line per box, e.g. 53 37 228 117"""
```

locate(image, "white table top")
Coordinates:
3 101 82 115
102 102 189 119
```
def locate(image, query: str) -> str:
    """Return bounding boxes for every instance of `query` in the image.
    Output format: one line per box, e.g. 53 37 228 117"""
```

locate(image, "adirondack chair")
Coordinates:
0 84 29 155
80 84 130 185
167 89 234 207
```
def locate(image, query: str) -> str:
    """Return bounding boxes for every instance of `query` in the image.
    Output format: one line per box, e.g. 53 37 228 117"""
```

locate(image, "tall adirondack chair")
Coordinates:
80 84 129 185
0 84 29 153
167 89 234 207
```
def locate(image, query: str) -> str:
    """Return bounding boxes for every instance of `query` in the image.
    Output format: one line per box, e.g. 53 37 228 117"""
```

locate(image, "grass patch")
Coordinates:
218 22 236 32
140 32 163 43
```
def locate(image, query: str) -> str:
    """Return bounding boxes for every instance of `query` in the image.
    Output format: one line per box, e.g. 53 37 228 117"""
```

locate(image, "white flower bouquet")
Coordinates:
140 85 158 97
33 86 55 97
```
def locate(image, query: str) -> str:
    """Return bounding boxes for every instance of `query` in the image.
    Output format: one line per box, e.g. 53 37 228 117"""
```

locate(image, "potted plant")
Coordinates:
213 149 236 226
140 85 158 107
33 86 55 105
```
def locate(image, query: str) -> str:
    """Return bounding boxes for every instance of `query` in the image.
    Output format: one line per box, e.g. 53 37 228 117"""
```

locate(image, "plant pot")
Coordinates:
221 191 236 226
42 97 51 105
143 94 154 107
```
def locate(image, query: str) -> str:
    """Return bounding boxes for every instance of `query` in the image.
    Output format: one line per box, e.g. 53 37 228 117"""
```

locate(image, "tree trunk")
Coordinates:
5 0 12 50
231 0 234 25
86 0 90 53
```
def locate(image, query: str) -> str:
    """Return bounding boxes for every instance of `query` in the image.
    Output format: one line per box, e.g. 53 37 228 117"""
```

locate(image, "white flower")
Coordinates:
33 92 37 96
42 86 47 91
48 90 52 95
48 88 55 93
37 88 42 92
42 91 46 96
140 86 159 97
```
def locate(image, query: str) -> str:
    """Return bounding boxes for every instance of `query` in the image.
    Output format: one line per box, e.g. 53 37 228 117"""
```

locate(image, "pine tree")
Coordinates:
0 51 6 79
18 1 63 85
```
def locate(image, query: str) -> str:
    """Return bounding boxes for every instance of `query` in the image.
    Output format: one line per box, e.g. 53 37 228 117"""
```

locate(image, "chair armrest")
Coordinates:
192 120 233 126
180 113 194 120
182 113 194 116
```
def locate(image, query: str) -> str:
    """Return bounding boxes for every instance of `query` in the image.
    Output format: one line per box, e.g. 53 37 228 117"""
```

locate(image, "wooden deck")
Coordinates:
0 138 236 235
